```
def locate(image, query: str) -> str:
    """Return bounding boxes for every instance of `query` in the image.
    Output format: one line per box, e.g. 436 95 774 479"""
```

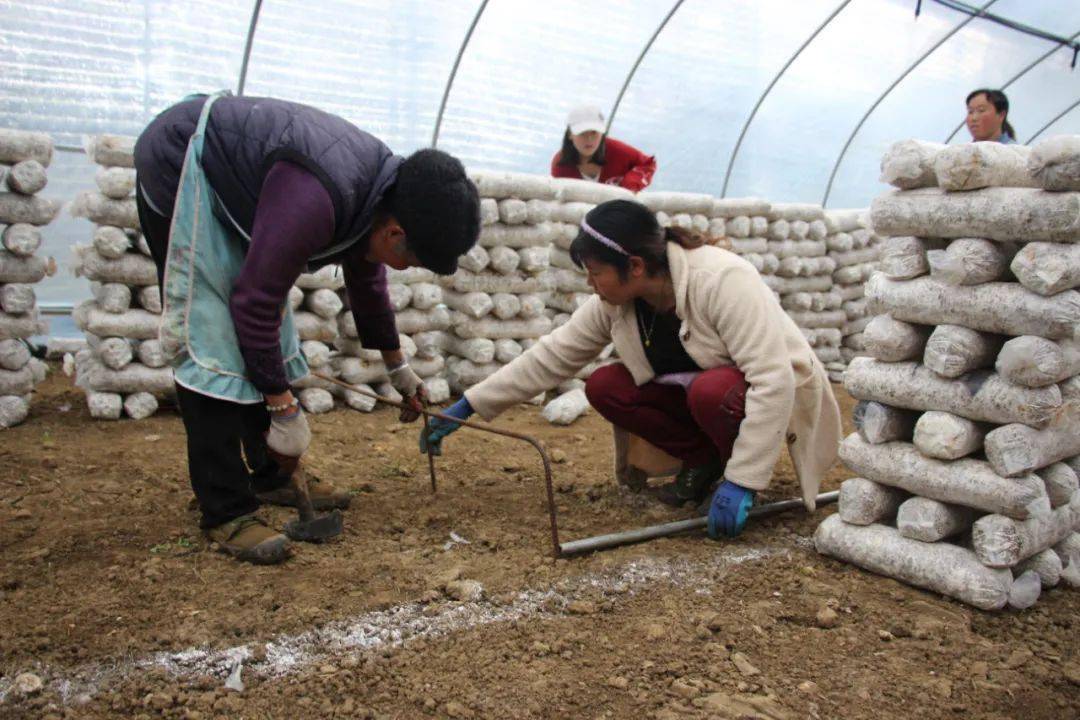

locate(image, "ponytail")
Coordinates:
663 226 706 250
1002 118 1017 141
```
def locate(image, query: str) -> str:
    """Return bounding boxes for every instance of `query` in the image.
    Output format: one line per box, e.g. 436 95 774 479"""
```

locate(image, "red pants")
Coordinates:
584 363 747 467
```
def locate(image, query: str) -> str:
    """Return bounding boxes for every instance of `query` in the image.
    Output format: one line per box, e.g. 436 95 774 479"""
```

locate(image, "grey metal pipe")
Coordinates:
822 0 999 207
605 0 685 136
431 0 489 148
37 303 76 315
236 0 264 96
944 29 1080 144
1025 97 1080 144
558 490 840 556
721 0 853 197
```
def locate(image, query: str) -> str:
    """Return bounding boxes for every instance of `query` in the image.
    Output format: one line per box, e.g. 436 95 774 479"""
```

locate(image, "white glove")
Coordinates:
266 408 311 458
388 361 423 399
388 361 426 423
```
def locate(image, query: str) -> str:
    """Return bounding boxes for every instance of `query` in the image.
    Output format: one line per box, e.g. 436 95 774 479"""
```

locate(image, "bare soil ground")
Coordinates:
1 367 1078 719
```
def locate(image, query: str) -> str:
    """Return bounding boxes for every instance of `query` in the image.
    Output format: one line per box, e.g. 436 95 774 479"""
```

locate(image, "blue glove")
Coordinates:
419 397 474 456
707 479 755 539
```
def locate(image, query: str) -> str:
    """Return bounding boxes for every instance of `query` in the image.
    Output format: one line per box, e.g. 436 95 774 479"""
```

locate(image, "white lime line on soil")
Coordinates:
1 544 789 705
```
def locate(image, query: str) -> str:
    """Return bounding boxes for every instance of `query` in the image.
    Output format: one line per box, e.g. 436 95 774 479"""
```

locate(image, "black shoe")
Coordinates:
655 457 725 507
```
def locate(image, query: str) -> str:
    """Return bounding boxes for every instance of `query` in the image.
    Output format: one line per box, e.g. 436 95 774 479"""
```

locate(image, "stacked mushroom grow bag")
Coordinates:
762 203 844 377
434 172 596 424
69 135 173 420
438 171 556 400
299 263 453 415
815 136 1080 611
0 129 59 427
824 209 882 382
287 265 347 415
448 180 881 426
705 196 776 290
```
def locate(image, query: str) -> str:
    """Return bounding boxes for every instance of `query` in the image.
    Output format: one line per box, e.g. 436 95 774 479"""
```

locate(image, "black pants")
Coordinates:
137 185 288 528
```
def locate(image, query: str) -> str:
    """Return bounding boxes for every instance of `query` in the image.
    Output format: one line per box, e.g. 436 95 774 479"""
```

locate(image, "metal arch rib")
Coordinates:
721 0 853 198
1026 97 1080 144
431 0 490 148
237 0 264 96
944 28 1080 144
605 0 686 136
821 0 999 207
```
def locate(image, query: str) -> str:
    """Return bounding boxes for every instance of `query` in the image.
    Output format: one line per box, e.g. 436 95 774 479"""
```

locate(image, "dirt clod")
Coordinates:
567 600 597 616
444 579 483 602
444 700 472 718
12 672 43 696
1063 661 1080 686
700 692 792 719
815 607 839 629
671 679 699 698
1003 647 1034 669
644 622 667 640
731 652 761 677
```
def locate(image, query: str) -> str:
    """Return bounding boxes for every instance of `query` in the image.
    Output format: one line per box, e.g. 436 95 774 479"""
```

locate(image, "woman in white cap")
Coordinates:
551 105 656 191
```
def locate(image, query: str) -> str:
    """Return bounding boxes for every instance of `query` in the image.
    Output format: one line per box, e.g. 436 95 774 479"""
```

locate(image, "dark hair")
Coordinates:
966 88 1016 140
384 148 480 275
556 128 607 167
569 199 705 280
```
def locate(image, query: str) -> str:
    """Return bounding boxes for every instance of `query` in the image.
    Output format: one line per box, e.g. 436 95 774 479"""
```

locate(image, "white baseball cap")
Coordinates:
567 105 606 135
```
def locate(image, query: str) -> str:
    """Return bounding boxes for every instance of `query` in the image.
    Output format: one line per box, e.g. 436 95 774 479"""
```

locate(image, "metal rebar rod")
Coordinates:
721 0 853 197
431 0 489 148
422 414 437 493
821 0 999 207
558 490 840 556
313 371 560 555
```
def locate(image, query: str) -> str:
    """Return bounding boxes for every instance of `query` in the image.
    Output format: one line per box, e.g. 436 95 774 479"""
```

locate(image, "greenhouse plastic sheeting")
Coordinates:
1 0 1078 309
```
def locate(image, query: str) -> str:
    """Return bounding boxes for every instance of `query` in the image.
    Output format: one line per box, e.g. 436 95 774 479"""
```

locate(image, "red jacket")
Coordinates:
550 137 656 192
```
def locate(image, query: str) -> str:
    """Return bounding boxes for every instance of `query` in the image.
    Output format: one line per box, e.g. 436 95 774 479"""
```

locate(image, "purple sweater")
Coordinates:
229 161 399 394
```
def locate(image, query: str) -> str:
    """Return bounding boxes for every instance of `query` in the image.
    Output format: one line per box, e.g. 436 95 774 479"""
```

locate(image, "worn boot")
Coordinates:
619 465 649 492
256 466 352 511
655 457 726 508
205 514 291 565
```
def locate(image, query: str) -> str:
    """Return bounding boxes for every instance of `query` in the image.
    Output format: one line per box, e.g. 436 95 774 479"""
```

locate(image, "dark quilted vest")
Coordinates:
134 94 403 267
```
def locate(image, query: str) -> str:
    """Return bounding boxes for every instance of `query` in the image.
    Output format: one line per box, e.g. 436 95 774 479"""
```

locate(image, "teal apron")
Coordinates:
159 91 308 404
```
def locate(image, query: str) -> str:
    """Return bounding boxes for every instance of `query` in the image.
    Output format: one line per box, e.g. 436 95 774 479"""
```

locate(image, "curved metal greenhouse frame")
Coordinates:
721 0 854 197
431 0 490 148
604 0 686 136
821 0 1000 206
236 0 264 96
1026 97 1080 144
230 0 1075 197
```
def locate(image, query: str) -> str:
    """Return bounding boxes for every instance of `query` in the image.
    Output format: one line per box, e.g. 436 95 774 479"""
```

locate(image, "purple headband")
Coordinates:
580 219 630 256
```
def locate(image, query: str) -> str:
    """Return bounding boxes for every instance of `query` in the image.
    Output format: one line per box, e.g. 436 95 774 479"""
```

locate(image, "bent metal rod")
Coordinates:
313 372 838 557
